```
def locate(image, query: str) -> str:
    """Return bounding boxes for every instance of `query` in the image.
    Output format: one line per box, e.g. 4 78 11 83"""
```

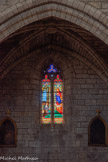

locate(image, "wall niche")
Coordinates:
88 116 108 146
0 118 17 147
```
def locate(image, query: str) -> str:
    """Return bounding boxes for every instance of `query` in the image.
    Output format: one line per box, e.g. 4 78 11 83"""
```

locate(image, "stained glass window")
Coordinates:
48 64 57 73
41 65 63 124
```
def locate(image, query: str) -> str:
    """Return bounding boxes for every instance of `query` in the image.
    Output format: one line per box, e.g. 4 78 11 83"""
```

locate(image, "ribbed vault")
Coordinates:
0 0 108 44
0 17 108 85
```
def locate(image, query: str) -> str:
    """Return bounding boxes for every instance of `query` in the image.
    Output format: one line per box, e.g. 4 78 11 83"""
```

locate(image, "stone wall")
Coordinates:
0 52 108 162
81 0 108 15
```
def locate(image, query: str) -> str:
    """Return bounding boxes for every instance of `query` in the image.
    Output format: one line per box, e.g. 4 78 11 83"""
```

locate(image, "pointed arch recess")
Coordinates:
88 116 108 146
0 45 108 86
0 117 17 147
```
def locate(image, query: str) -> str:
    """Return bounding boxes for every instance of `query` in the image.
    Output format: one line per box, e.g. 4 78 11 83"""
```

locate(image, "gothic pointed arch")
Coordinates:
0 117 17 147
0 0 108 45
88 116 108 146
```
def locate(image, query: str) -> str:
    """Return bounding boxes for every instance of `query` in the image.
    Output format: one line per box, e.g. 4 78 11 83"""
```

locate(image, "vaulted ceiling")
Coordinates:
0 17 108 80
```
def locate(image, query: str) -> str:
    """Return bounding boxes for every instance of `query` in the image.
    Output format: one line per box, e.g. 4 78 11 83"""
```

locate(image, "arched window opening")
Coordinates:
41 64 63 124
89 117 107 146
0 118 17 147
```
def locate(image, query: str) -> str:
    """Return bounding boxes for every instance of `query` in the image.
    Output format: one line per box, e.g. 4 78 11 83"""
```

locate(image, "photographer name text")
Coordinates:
0 156 39 161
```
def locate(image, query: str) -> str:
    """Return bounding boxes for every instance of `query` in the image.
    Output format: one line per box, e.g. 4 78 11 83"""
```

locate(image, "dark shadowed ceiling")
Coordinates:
0 17 108 75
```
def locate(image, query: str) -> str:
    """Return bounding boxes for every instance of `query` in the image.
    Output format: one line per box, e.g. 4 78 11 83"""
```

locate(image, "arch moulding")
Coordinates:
1 45 108 87
0 0 108 45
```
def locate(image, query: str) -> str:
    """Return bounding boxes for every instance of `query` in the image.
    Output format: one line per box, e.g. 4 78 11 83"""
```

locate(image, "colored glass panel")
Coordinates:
54 75 63 124
42 75 51 124
48 64 57 73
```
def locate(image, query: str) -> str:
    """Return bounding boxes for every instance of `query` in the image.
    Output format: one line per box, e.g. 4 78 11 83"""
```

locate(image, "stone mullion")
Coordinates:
51 80 54 124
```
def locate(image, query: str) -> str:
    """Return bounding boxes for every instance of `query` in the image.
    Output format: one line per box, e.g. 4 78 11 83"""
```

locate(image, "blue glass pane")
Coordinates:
47 64 57 73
